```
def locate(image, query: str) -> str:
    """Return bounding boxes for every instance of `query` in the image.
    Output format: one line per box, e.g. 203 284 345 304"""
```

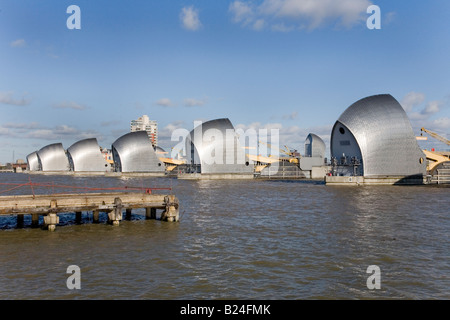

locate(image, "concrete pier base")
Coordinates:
31 214 39 228
125 208 132 220
17 214 24 228
44 213 59 231
145 207 157 219
93 210 99 223
108 197 123 226
75 211 82 224
161 195 179 222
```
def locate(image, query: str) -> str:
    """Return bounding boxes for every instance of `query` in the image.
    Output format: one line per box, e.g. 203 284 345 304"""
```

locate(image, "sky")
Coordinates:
1 0 449 163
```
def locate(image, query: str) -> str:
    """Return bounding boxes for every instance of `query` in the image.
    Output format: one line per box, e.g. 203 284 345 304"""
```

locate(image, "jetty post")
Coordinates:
107 197 123 226
160 195 179 222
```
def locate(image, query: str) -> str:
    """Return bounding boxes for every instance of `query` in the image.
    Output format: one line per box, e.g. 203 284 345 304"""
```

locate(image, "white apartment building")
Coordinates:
130 115 158 148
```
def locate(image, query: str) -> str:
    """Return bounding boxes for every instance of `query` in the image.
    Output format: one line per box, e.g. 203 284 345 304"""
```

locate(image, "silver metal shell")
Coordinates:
185 118 253 174
331 94 426 177
304 133 325 158
111 131 164 172
67 138 108 172
26 151 41 171
37 143 70 171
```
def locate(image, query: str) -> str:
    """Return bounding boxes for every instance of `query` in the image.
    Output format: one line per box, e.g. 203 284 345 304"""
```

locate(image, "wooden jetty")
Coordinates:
0 192 179 231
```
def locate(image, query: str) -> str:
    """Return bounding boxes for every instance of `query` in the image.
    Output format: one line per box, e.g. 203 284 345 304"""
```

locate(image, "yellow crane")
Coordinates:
420 127 450 146
245 141 299 172
258 141 300 159
419 127 450 172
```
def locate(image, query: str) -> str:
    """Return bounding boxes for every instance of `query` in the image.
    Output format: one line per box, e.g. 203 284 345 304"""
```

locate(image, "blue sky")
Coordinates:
1 0 449 163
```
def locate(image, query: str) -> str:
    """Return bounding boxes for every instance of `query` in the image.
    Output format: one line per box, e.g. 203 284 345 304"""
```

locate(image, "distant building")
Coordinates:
101 147 114 166
130 115 158 148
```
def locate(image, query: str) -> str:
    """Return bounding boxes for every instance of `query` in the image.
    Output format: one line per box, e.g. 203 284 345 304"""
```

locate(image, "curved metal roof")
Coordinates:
67 138 107 171
26 151 40 171
111 131 164 172
331 94 426 177
185 118 253 174
37 143 70 171
305 133 325 158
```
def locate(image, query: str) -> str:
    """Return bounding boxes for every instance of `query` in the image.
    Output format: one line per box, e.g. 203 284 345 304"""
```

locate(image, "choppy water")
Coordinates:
0 173 448 299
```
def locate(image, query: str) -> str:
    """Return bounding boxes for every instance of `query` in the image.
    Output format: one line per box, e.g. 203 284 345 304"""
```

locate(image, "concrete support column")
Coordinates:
93 210 99 223
125 208 132 220
17 214 24 228
145 208 157 219
108 197 123 226
75 211 82 224
44 213 59 231
31 214 39 228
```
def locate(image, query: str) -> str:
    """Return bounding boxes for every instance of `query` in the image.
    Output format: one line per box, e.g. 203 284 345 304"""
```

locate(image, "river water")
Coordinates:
0 173 448 299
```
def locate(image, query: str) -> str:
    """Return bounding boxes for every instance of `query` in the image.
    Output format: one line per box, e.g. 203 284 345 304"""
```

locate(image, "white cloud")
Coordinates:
229 1 254 24
0 127 11 136
401 91 425 112
0 91 30 106
27 126 102 142
401 92 444 123
432 117 450 131
53 101 87 110
384 11 396 26
253 19 266 31
423 100 441 115
100 120 121 127
180 6 202 31
401 92 449 146
10 39 26 48
184 98 207 107
229 0 372 31
282 111 299 120
157 121 188 150
0 122 101 142
156 98 175 107
271 22 295 32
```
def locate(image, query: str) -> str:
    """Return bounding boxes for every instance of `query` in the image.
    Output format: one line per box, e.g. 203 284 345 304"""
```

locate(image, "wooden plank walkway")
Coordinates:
0 192 179 230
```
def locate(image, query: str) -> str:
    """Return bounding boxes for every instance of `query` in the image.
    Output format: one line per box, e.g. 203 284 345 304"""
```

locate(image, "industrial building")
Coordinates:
327 94 427 184
111 131 165 173
182 118 253 178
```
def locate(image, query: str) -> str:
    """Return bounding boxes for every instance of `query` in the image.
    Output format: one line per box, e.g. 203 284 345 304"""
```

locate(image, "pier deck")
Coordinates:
0 192 179 230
